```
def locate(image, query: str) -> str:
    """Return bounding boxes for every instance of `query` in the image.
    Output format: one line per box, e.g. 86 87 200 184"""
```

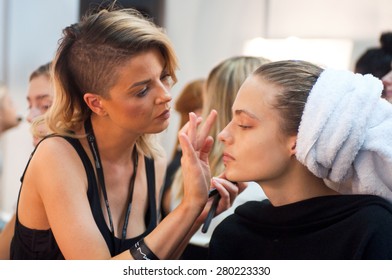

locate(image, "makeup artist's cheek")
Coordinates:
127 104 147 118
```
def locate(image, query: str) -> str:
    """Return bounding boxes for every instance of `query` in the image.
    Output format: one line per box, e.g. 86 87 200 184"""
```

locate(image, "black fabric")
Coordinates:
209 194 392 260
180 244 208 260
11 135 157 259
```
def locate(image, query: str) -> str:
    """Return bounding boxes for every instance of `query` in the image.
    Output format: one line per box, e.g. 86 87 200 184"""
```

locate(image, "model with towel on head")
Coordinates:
207 60 392 259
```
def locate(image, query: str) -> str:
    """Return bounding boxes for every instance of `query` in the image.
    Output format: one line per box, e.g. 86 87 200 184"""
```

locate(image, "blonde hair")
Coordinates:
33 8 178 158
29 62 52 81
171 56 270 204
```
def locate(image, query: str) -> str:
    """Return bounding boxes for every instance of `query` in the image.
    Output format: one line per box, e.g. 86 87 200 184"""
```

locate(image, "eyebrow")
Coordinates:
129 79 151 89
234 109 260 120
128 63 169 89
27 94 51 102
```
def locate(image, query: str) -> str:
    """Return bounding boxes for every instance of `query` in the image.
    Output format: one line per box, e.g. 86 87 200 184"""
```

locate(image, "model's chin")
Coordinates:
223 168 238 182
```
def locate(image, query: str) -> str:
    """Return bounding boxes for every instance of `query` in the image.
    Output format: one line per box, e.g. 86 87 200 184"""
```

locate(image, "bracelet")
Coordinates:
130 239 159 260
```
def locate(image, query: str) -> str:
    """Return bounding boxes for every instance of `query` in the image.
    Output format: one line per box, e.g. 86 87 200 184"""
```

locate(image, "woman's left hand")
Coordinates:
198 176 248 223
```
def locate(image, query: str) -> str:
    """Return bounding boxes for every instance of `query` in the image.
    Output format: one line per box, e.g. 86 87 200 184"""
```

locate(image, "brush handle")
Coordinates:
201 193 220 233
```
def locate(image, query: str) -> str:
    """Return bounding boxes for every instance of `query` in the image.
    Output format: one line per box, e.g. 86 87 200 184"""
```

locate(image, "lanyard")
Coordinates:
84 118 138 241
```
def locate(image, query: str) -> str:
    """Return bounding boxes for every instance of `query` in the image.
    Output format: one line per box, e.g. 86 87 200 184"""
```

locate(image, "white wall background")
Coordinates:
0 0 392 217
0 0 79 218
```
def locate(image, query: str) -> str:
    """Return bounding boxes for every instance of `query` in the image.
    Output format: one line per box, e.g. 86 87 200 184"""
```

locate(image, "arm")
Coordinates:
23 111 229 260
132 111 219 259
0 214 16 259
169 178 247 259
20 112 217 260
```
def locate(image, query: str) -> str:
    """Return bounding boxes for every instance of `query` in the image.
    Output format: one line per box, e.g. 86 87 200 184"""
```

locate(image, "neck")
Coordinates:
259 160 339 206
87 115 139 163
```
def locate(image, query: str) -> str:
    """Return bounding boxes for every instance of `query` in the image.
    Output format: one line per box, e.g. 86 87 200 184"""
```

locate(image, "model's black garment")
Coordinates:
209 195 392 260
11 135 157 259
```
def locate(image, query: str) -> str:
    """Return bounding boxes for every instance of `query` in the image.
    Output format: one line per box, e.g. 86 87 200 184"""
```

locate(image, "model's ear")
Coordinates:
288 135 297 156
83 93 107 116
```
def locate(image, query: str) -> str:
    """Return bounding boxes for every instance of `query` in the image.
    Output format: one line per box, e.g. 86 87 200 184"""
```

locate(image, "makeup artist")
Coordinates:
10 7 240 260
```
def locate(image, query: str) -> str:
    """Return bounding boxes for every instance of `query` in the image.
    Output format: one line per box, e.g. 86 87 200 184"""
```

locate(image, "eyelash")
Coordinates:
27 103 52 111
238 124 251 129
136 87 149 97
135 72 173 98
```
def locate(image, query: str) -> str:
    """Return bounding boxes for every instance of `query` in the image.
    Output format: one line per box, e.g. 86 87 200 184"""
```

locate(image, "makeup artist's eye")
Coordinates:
136 87 149 97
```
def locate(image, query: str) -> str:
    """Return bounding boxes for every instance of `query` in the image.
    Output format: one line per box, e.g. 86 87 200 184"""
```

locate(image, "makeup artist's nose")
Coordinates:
155 87 172 105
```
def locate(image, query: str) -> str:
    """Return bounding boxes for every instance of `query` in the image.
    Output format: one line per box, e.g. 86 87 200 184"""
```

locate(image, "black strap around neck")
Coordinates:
84 117 138 241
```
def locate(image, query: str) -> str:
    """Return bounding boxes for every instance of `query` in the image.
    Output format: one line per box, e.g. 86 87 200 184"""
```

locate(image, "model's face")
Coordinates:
101 48 172 135
27 75 53 123
26 74 53 146
382 68 392 103
218 75 296 184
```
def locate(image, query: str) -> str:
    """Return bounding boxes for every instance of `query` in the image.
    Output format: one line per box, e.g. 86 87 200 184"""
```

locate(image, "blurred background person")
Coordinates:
26 62 53 146
354 31 392 79
0 83 21 135
0 83 22 231
381 63 392 103
0 62 52 259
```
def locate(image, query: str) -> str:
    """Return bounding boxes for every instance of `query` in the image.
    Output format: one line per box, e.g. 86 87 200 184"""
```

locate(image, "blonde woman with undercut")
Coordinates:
10 8 239 260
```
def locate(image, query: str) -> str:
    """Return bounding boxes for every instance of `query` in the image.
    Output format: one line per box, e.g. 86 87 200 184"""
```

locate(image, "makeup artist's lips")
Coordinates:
222 152 235 165
156 109 170 120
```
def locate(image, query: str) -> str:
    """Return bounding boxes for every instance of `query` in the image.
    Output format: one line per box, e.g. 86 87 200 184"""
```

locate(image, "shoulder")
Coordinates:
354 196 392 222
27 136 88 193
31 136 77 164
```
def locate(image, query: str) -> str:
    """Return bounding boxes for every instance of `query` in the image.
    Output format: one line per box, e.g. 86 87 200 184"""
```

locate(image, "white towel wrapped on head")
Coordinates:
296 68 392 202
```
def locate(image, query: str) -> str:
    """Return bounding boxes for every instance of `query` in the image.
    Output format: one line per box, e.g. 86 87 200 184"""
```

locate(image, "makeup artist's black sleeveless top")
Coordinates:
10 135 157 259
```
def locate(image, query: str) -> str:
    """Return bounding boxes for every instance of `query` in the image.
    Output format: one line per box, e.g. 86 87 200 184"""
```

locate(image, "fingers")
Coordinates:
210 177 240 212
199 136 214 163
179 112 204 150
178 131 196 164
216 173 248 196
187 112 198 149
180 110 217 151
196 110 217 150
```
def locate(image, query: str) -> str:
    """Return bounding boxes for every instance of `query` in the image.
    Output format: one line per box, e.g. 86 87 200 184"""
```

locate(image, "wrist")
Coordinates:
130 239 159 260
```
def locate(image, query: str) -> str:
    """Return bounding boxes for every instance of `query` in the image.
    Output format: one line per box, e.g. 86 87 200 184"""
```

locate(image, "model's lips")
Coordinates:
222 152 235 165
156 109 170 120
